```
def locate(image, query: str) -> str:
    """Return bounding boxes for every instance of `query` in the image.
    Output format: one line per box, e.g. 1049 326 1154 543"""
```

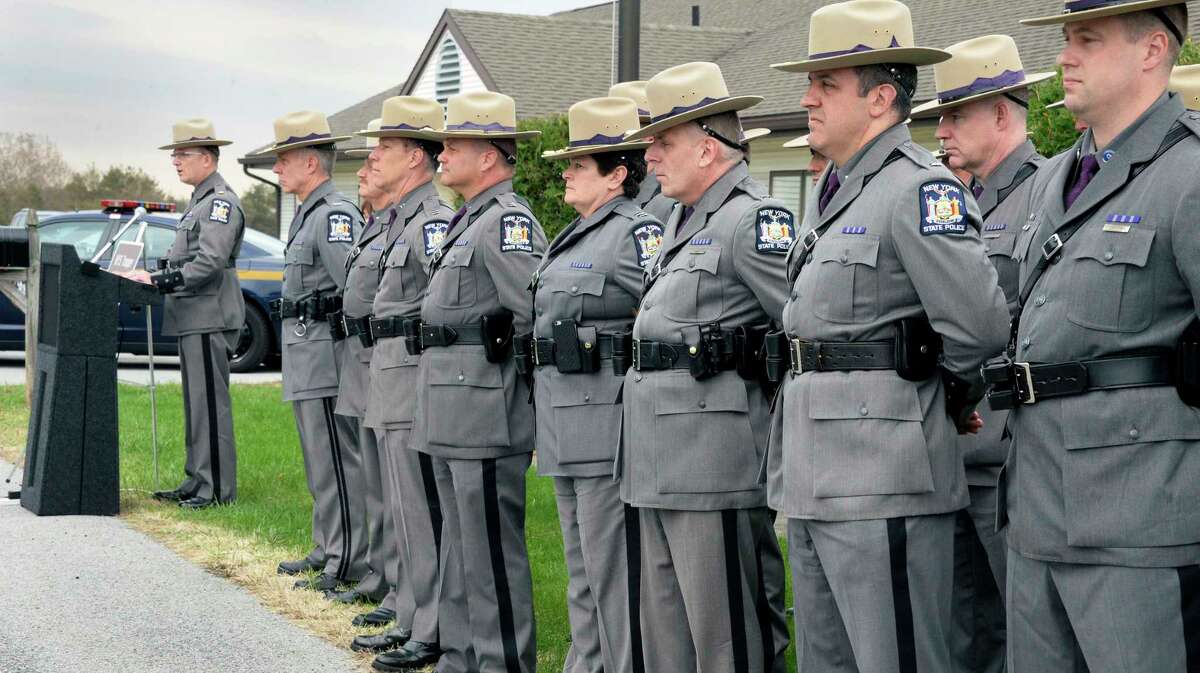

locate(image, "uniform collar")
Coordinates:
836 121 909 184
190 171 223 206
690 161 750 216
297 178 336 221
976 140 1038 212
463 179 514 221
636 172 661 204
392 179 439 224
1088 91 1178 164
579 193 626 229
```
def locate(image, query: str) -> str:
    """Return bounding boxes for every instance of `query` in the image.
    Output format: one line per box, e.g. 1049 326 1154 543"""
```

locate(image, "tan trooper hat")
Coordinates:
625 62 762 141
782 133 811 149
542 97 651 160
609 81 651 121
1170 64 1200 111
357 96 445 141
910 35 1056 118
772 0 950 73
346 118 381 158
260 110 351 155
427 91 539 140
158 118 232 150
1022 0 1188 27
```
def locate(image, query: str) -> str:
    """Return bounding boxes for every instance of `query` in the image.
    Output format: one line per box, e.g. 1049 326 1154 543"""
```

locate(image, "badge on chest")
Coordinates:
919 181 967 236
500 213 534 253
327 212 354 243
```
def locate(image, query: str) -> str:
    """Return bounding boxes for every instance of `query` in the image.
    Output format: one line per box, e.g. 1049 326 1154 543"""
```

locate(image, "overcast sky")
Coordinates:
1 0 590 199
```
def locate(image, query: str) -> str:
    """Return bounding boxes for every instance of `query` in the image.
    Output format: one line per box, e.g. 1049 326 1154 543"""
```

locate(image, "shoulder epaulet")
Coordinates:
738 176 769 200
897 140 933 168
422 195 447 216
1180 110 1200 139
325 192 363 218
613 200 643 219
495 192 522 210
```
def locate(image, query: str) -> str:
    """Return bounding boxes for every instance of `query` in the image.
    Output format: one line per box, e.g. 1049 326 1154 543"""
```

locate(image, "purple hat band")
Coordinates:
809 35 902 60
637 108 650 117
649 97 727 124
568 133 629 148
446 121 517 133
937 69 1027 103
182 136 216 141
279 132 332 145
1064 0 1133 10
381 122 424 131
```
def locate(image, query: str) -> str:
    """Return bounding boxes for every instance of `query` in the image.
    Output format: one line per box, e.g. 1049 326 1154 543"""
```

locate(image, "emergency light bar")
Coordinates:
100 199 176 213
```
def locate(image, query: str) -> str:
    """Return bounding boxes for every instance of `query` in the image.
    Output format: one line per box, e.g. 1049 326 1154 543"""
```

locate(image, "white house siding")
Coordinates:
410 29 488 104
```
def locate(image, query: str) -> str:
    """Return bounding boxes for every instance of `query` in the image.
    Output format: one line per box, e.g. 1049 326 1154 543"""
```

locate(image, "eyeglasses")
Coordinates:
170 151 204 160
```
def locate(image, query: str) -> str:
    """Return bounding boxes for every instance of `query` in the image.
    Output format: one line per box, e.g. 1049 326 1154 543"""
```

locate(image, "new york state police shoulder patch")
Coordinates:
631 222 664 268
919 181 967 236
755 207 794 254
327 212 354 243
499 212 533 253
423 220 449 256
209 199 231 223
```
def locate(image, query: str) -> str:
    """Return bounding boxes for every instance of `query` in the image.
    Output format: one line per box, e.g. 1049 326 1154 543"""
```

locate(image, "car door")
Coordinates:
111 221 177 354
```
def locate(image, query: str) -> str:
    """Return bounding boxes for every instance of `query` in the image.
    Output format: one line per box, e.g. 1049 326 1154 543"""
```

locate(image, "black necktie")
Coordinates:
1064 153 1100 210
818 171 841 214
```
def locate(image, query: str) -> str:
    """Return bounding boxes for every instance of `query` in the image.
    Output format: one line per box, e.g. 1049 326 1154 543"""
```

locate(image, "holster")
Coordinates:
610 330 632 377
687 323 726 381
268 298 283 320
327 310 348 341
895 317 942 382
552 319 600 374
764 330 790 383
513 331 534 376
402 318 424 356
480 311 515 364
981 356 1017 410
1176 319 1200 407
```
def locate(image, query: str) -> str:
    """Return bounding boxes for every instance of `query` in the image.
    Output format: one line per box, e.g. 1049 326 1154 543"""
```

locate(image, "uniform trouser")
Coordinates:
177 330 238 502
431 452 535 673
353 424 401 608
555 476 639 673
638 506 789 673
788 513 956 673
950 485 1005 673
381 428 437 640
1007 550 1200 673
292 397 368 581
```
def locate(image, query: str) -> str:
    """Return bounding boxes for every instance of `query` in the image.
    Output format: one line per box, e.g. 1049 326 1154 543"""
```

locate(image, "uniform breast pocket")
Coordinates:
433 246 477 308
285 243 315 296
811 235 880 324
984 232 1019 301
662 246 723 322
545 270 605 322
348 251 382 308
383 245 412 298
1065 227 1156 333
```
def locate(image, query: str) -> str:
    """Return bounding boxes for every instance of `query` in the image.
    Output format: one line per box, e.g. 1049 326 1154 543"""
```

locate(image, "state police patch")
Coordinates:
423 220 448 256
209 199 231 223
632 223 664 268
919 181 968 236
327 212 354 243
756 207 795 254
500 213 533 253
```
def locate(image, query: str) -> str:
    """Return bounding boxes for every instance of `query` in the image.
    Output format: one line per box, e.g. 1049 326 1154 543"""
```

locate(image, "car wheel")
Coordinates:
230 305 270 373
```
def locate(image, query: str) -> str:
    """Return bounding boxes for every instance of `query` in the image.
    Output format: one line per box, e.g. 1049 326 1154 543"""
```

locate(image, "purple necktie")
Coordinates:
818 171 841 214
447 206 468 232
677 206 694 234
1064 154 1100 210
972 183 984 200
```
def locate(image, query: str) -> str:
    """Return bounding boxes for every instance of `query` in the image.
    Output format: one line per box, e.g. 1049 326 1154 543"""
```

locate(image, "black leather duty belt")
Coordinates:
419 323 485 347
984 353 1173 409
786 337 896 374
330 313 372 342
532 335 616 367
369 316 416 340
272 295 342 320
632 339 737 372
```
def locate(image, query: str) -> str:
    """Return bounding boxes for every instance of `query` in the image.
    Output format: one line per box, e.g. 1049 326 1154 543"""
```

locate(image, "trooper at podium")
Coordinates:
150 118 245 510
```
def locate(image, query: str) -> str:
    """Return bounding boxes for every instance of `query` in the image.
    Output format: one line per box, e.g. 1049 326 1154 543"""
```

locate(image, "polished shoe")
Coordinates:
352 606 396 627
372 640 441 671
152 488 192 502
277 557 323 576
179 496 227 509
330 588 382 605
294 573 343 593
351 627 410 653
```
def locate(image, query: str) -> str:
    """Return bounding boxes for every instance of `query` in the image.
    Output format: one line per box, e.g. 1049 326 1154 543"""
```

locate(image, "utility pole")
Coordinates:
617 0 641 83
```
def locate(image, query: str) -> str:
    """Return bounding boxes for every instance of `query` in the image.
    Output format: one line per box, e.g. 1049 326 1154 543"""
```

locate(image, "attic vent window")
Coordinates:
692 5 700 26
435 36 461 106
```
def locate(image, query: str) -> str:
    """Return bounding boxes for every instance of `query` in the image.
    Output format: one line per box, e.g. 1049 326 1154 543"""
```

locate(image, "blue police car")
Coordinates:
0 200 284 372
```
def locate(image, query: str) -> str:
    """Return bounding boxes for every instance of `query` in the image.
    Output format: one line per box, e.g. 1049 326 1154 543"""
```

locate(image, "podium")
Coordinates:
20 243 161 516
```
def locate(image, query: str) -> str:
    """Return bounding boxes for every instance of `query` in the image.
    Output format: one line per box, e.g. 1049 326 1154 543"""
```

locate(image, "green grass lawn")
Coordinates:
4 382 795 671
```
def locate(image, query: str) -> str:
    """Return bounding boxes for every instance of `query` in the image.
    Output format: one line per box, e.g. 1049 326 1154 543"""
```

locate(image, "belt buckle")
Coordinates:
1014 361 1037 405
1041 234 1063 262
788 338 804 375
532 339 542 367
800 229 821 252
632 340 642 371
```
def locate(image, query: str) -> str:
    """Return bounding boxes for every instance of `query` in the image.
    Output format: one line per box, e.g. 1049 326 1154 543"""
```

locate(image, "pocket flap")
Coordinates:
286 243 314 265
680 246 722 274
548 270 605 297
549 372 624 407
808 372 922 421
814 236 880 268
442 245 475 267
1060 386 1200 450
984 231 1018 257
180 216 199 231
427 351 503 388
654 373 750 415
385 244 410 268
1071 227 1155 268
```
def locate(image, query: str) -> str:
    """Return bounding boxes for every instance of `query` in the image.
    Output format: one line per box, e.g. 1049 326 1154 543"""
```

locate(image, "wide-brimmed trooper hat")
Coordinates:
357 96 445 141
1022 0 1188 27
426 91 539 141
911 35 1056 118
1171 64 1200 111
346 119 381 158
782 133 811 149
625 62 762 141
542 97 651 160
609 81 651 122
259 111 351 155
158 118 232 150
772 0 951 73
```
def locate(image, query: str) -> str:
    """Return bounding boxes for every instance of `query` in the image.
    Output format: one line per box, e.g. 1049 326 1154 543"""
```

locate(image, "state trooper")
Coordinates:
409 91 546 673
348 97 452 672
620 61 791 673
149 118 244 509
609 81 676 224
265 111 370 595
765 2 1010 671
324 117 409 622
988 2 1200 669
780 134 830 186
909 34 1053 673
528 96 661 673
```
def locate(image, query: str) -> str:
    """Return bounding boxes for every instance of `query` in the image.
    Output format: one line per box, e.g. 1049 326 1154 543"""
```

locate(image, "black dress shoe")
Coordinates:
152 488 191 502
372 640 441 671
330 588 378 605
351 627 410 653
179 496 227 509
295 573 342 593
277 557 323 576
352 607 396 627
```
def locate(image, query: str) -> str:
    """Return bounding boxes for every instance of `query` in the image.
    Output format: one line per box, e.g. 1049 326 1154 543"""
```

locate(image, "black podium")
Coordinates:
20 243 161 516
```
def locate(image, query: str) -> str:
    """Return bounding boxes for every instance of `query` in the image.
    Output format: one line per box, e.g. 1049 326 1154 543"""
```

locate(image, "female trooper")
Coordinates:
524 96 663 673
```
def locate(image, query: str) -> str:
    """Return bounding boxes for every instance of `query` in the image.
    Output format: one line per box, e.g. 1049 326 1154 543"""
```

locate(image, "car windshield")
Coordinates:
241 228 285 258
36 218 111 260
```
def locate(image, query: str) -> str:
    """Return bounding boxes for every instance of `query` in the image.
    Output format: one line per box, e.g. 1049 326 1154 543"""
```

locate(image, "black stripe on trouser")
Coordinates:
200 333 222 501
178 341 196 498
624 504 645 673
1179 564 1200 671
886 517 918 673
754 512 775 673
321 398 352 581
418 452 443 552
721 509 750 673
482 458 522 673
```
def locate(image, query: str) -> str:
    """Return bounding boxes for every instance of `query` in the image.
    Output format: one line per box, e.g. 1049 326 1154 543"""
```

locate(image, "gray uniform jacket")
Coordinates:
620 161 793 511
635 172 676 225
533 196 663 479
959 141 1045 484
281 179 362 402
766 122 1010 522
410 179 547 459
163 171 245 337
334 211 389 418
1006 93 1200 567
364 181 451 430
